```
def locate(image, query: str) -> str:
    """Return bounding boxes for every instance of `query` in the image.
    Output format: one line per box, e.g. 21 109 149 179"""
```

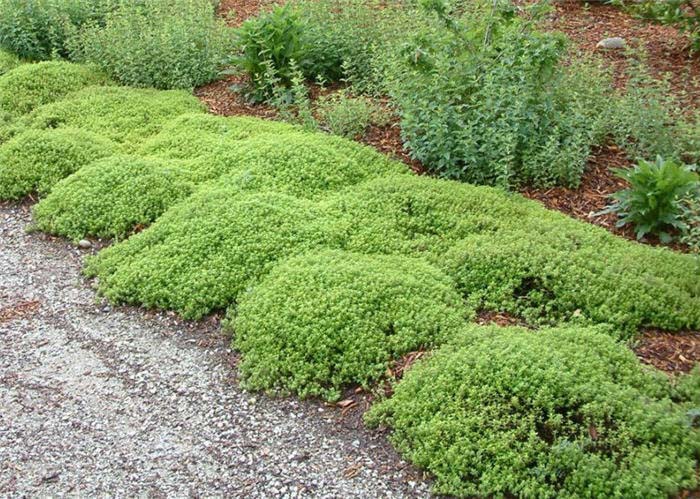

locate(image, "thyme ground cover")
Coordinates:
0 59 698 497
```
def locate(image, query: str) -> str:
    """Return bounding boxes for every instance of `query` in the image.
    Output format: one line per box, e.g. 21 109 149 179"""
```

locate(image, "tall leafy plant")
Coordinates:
386 0 609 187
232 5 307 102
602 156 699 242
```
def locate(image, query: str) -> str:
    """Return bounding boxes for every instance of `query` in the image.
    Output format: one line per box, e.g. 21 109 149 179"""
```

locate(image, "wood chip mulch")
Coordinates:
217 0 278 26
547 1 700 103
634 329 700 374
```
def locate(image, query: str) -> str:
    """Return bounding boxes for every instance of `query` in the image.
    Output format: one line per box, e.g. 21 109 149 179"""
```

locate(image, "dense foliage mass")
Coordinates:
0 61 108 118
1 57 699 498
33 155 196 240
16 85 205 146
232 250 470 399
69 0 233 89
0 0 117 60
367 324 700 498
0 128 117 199
0 49 20 75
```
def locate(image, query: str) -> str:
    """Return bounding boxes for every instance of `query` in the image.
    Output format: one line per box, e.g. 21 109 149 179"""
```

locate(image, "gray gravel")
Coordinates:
0 203 431 498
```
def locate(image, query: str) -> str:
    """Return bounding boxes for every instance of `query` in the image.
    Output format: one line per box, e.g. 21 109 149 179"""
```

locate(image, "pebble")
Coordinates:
596 37 626 49
77 239 92 249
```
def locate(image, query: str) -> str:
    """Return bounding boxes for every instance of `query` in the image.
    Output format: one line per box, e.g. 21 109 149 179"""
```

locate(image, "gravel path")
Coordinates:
0 204 430 498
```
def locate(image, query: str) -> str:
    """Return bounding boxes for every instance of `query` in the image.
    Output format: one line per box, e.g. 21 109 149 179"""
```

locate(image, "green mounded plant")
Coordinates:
84 190 336 319
69 0 232 89
32 130 406 240
137 113 297 160
0 0 118 61
230 250 470 400
387 0 610 187
366 324 700 498
0 49 20 75
601 156 699 242
0 61 108 118
322 174 700 332
680 191 700 256
0 128 117 200
316 91 391 139
17 85 206 147
33 155 197 241
442 229 700 334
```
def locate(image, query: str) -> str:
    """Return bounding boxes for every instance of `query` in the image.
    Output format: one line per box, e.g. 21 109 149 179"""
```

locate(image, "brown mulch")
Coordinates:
634 329 700 374
216 0 278 26
0 299 41 324
521 144 634 238
547 1 700 103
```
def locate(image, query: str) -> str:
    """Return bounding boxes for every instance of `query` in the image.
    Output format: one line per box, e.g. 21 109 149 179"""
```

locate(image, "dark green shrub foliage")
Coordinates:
389 0 608 187
0 128 117 200
298 0 417 95
0 61 108 118
602 156 699 242
18 86 205 146
70 0 232 89
233 4 308 101
366 324 700 498
231 250 470 400
84 190 334 319
0 0 117 60
33 155 196 241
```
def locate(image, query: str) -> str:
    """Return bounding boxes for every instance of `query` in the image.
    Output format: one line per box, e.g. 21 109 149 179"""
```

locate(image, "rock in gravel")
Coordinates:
596 37 626 50
0 205 431 498
77 239 92 249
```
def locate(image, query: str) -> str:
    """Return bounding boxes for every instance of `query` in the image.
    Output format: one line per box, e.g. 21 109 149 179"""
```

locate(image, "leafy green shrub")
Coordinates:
33 155 196 241
233 4 310 102
0 49 20 75
298 0 418 95
316 91 390 139
323 175 700 332
0 128 117 200
366 324 700 498
0 0 117 61
609 64 683 160
84 190 335 319
0 61 108 118
601 156 699 242
388 0 609 187
69 0 232 89
230 250 469 400
18 85 205 146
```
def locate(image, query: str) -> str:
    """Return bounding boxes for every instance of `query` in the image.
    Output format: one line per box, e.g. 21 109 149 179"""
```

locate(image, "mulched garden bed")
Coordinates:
200 0 700 375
